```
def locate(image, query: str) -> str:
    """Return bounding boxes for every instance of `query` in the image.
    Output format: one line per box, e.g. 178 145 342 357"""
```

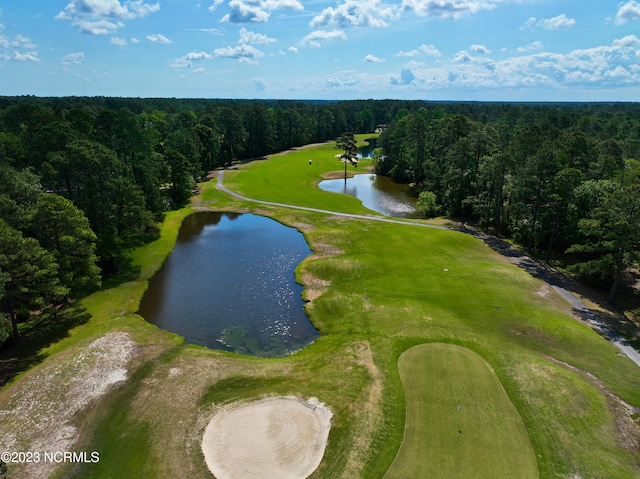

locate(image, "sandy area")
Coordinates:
201 397 332 479
0 331 137 479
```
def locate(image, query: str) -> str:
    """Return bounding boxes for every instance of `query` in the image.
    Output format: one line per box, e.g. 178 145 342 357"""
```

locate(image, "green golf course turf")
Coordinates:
3 138 639 479
384 343 538 479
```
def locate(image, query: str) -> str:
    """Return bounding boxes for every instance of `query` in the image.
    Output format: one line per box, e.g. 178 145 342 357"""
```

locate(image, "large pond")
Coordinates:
318 173 419 218
138 212 319 357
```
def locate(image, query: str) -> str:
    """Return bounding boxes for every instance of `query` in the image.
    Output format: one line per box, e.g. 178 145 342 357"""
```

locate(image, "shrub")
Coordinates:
416 190 439 218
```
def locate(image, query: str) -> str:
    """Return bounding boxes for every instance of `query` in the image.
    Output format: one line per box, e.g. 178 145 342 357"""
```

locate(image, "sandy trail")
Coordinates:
201 397 332 479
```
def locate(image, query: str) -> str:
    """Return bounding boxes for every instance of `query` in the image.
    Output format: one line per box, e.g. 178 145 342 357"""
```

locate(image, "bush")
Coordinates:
416 190 439 218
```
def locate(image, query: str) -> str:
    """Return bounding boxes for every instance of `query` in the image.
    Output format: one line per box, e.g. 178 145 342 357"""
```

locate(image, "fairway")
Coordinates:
384 343 538 479
3 140 640 479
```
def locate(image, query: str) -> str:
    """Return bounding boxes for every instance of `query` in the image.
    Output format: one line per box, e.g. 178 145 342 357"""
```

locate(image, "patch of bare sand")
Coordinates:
340 341 383 478
0 331 137 479
201 396 332 479
301 272 331 301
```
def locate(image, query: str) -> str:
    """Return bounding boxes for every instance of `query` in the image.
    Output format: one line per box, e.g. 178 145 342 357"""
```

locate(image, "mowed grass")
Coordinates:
384 343 537 479
3 140 640 479
222 135 385 215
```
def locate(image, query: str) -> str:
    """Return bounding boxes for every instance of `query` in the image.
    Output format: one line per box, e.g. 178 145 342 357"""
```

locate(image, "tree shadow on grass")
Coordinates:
0 306 91 388
100 256 142 290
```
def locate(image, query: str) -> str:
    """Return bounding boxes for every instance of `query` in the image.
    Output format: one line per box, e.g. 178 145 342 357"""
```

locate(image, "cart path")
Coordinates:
216 169 448 230
216 169 640 368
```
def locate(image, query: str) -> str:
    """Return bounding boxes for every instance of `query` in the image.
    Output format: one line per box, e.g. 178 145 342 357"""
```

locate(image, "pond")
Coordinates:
318 173 419 218
138 212 319 357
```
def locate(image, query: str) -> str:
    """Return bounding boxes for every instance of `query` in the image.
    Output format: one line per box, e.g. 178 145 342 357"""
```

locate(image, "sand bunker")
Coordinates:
201 397 332 479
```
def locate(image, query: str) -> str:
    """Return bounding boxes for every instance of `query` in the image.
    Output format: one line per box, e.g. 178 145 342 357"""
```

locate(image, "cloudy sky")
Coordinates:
1 1 640 100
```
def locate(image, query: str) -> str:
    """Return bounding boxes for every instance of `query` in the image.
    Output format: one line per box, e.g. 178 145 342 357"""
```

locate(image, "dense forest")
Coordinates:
1 97 639 347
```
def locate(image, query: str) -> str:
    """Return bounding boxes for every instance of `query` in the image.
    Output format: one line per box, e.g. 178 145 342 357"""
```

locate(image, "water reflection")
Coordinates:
138 212 318 357
318 173 419 218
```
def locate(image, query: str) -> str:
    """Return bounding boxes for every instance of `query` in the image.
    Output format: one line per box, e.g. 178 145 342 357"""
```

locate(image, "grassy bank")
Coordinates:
1 139 639 479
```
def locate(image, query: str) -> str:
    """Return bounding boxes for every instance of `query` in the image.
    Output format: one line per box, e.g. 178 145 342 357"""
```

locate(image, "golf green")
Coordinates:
384 343 538 479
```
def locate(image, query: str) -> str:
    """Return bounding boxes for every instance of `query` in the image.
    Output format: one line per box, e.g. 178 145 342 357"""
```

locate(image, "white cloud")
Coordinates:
396 49 419 57
147 33 171 43
522 16 536 29
420 44 441 57
401 0 496 19
541 14 575 29
288 46 298 53
395 44 440 58
616 1 640 25
56 0 160 34
169 51 214 70
188 28 224 34
12 35 36 49
453 50 472 62
213 44 264 63
364 53 385 62
110 36 127 46
301 29 347 48
387 35 640 93
471 44 490 54
613 34 640 47
263 0 303 9
169 57 193 69
222 0 270 23
208 0 224 12
326 70 359 88
221 0 302 23
74 19 124 34
130 37 139 43
238 27 276 44
185 51 214 60
517 40 543 52
524 14 575 30
62 51 85 64
56 0 160 21
391 66 416 85
10 51 40 62
310 0 397 29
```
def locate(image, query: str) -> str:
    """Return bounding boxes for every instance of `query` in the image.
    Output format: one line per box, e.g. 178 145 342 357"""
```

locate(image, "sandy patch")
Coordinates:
321 171 348 180
0 331 137 479
201 397 332 479
301 272 331 300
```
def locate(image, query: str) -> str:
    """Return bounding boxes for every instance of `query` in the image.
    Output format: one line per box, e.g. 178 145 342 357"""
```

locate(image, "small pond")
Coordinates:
318 173 419 218
138 212 318 357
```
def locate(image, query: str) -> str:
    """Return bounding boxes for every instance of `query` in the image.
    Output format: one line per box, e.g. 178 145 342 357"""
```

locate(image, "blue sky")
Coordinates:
1 1 640 100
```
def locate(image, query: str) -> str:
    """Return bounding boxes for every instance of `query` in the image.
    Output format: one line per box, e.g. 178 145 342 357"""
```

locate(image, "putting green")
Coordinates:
384 343 538 479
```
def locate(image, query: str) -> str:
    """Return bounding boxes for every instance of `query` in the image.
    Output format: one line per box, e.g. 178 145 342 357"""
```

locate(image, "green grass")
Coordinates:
3 140 640 479
222 136 385 215
384 343 538 479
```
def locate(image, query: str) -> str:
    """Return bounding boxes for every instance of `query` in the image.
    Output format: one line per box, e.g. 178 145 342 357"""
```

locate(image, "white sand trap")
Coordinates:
201 397 332 479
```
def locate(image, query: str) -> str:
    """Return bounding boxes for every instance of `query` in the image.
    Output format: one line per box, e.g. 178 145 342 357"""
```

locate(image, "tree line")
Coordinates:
376 105 640 303
2 97 639 346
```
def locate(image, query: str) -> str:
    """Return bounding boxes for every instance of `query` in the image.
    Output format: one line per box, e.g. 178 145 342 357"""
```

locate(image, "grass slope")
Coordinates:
384 343 538 479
